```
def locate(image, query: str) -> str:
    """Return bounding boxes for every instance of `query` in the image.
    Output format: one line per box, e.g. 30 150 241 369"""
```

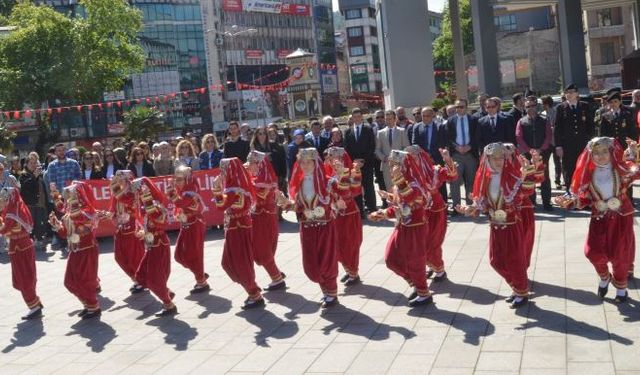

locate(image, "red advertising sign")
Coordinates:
86 169 224 238
245 49 264 59
281 3 310 16
223 0 243 12
277 49 293 59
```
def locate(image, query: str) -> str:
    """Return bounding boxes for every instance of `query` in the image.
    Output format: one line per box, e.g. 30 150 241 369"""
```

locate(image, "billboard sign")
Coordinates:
243 0 282 13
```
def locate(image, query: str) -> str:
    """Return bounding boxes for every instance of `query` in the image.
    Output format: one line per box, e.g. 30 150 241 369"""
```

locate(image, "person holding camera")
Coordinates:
19 153 52 251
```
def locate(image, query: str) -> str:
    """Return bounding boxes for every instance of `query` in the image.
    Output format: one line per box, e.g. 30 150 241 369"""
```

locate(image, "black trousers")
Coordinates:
562 148 581 193
528 151 552 206
356 163 377 212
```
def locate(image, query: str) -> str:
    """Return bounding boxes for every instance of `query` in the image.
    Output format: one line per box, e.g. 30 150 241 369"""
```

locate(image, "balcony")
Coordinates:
591 63 621 76
588 24 625 38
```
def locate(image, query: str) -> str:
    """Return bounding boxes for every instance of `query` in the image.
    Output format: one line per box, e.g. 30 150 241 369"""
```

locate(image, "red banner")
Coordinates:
245 49 264 59
87 169 224 238
281 4 310 16
223 0 243 12
277 49 293 59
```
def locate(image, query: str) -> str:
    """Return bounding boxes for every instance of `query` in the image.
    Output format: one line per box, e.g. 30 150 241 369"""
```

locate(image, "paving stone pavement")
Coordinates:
1 204 640 374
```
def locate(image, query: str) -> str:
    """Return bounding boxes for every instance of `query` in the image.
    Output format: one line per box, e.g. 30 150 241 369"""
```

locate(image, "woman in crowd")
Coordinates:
251 126 287 192
153 142 175 176
199 134 224 170
80 151 104 180
175 140 200 171
128 146 156 178
102 148 122 180
19 153 51 250
138 141 152 161
328 127 344 148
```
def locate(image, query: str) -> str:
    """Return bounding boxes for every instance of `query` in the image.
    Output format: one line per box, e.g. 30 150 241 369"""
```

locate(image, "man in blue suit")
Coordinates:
409 107 448 200
476 97 516 154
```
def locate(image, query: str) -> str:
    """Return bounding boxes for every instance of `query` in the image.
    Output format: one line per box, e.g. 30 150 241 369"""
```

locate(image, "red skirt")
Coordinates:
221 226 260 297
136 234 172 307
426 209 447 273
114 231 145 280
251 212 281 280
174 220 206 284
300 222 338 296
9 238 40 309
584 212 634 289
385 223 429 296
521 207 535 268
335 211 363 277
65 245 100 309
489 223 529 296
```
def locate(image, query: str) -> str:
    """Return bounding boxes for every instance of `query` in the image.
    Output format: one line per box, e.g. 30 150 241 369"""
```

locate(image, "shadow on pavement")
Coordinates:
341 283 407 307
430 279 501 305
616 297 640 323
263 290 320 320
531 281 602 306
66 319 117 352
516 301 633 345
236 308 299 347
320 304 416 342
2 319 45 353
409 305 495 345
146 316 198 351
108 293 161 320
185 293 232 319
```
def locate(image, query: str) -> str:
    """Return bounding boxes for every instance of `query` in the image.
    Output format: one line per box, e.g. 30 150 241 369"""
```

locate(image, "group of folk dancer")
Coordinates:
3 135 638 321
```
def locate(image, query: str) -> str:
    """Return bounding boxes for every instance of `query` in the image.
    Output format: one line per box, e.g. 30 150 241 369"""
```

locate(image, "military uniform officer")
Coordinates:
598 91 637 147
554 84 595 194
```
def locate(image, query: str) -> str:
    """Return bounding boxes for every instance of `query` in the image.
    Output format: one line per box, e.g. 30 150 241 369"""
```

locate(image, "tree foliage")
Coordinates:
0 0 145 151
0 121 16 154
123 106 168 142
432 0 474 70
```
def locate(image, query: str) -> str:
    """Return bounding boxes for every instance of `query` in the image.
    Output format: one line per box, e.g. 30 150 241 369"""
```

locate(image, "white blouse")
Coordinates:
488 173 501 203
302 175 315 204
593 165 614 200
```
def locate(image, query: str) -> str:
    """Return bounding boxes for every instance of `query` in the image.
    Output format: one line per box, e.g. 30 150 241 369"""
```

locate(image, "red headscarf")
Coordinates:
65 180 97 217
175 165 201 194
472 143 523 207
220 157 256 203
108 169 135 213
323 146 353 176
134 177 169 207
289 148 331 204
248 150 278 189
405 145 435 189
0 187 33 232
570 137 633 199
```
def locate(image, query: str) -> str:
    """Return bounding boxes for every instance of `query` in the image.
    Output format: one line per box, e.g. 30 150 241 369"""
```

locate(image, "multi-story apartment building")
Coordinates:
584 5 636 90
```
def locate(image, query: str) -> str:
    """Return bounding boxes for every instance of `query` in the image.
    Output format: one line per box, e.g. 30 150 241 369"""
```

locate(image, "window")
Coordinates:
347 27 363 38
600 42 616 65
345 9 362 19
370 26 377 37
350 45 365 56
597 9 612 26
494 14 517 32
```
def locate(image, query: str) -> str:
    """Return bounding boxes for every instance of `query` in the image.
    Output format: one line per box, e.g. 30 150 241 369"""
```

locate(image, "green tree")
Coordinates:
432 0 474 71
0 0 145 152
0 121 16 154
123 106 168 142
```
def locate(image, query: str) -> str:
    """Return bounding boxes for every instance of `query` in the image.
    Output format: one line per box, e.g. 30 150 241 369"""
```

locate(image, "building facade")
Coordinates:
584 5 637 90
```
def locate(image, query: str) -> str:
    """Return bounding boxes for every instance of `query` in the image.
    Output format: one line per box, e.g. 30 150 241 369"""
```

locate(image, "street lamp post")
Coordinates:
207 25 257 123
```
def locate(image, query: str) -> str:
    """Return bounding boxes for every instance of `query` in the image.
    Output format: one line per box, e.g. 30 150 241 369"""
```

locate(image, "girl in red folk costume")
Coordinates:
405 145 457 282
212 157 264 309
555 137 640 303
49 181 102 319
278 148 339 308
132 177 177 317
324 146 364 287
108 170 146 294
0 187 43 320
502 144 545 269
369 150 433 307
457 142 537 309
246 150 286 291
167 166 210 294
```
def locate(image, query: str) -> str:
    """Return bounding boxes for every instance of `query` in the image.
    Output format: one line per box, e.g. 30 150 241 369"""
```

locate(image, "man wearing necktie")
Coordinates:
446 99 478 210
345 108 378 215
305 120 329 156
375 110 409 193
553 83 595 194
476 97 516 156
598 91 636 149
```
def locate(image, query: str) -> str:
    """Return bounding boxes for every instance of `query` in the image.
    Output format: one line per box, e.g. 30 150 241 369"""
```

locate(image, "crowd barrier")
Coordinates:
84 169 224 238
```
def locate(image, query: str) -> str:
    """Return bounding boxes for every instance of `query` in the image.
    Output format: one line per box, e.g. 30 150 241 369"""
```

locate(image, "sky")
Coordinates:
331 0 447 12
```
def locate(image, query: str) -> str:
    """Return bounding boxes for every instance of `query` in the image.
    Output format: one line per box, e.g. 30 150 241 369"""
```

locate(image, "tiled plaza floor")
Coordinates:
1 204 639 374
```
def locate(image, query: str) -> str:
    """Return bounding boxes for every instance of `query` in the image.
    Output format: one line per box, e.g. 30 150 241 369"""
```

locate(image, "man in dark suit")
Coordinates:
554 84 595 193
305 119 330 156
344 107 377 214
471 93 488 121
598 91 637 148
446 99 478 209
410 106 449 202
476 97 516 154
